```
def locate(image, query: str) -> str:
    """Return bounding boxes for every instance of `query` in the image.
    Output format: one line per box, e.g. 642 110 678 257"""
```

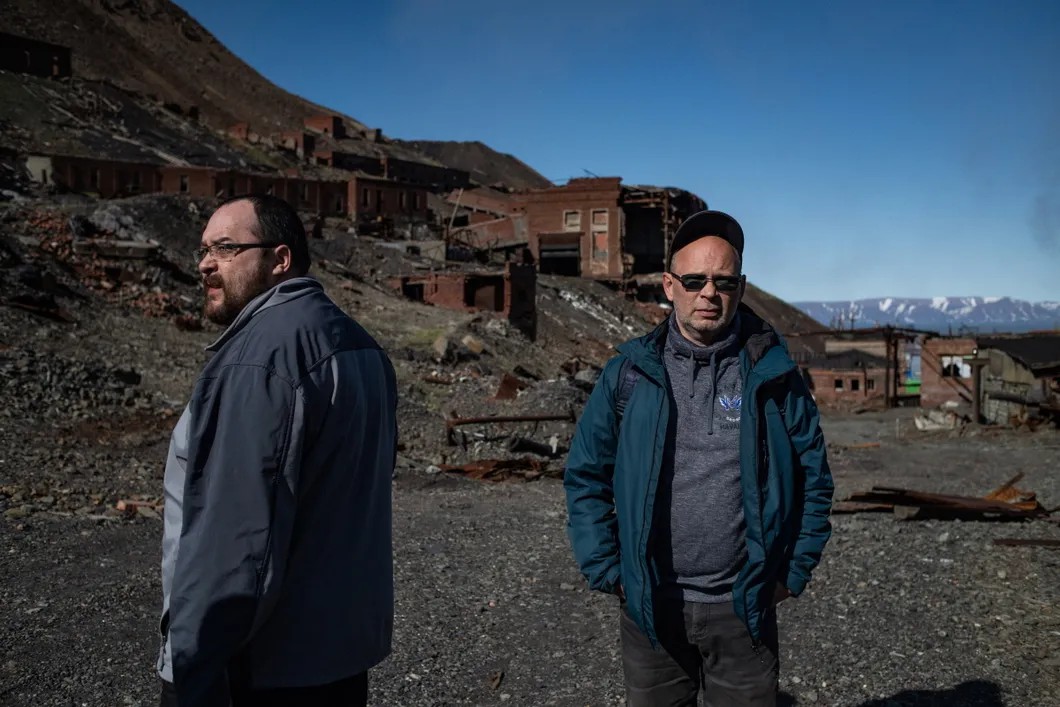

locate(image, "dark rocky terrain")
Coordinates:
1 194 1059 706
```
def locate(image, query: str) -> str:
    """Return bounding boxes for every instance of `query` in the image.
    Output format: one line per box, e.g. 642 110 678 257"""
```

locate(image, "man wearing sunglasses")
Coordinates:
565 210 833 706
158 195 397 707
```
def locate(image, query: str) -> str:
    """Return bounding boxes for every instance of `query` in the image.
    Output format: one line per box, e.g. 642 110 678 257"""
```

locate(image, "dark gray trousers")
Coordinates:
621 598 779 707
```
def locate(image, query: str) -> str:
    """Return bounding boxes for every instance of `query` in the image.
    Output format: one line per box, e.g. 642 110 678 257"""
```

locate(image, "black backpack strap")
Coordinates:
614 357 640 425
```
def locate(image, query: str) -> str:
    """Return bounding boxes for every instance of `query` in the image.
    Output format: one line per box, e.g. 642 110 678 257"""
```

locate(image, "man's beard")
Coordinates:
202 270 270 326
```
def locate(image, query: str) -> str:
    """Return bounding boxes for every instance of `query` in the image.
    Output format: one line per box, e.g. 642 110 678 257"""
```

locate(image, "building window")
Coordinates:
91 169 100 189
400 191 408 210
941 355 971 378
591 209 609 227
131 171 141 192
851 379 860 392
834 379 844 391
301 183 310 202
361 188 370 208
227 177 235 197
564 210 581 231
376 189 384 210
334 194 343 213
179 175 189 193
867 379 875 391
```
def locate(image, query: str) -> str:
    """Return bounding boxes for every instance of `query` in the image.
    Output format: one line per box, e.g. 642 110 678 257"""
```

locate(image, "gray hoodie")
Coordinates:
654 313 747 602
158 277 397 706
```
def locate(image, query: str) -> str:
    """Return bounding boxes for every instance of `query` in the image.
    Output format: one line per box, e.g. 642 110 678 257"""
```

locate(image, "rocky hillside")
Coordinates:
403 140 553 190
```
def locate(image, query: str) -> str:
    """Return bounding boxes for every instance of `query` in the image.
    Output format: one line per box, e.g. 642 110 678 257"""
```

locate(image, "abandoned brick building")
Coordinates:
23 154 435 223
921 333 1060 424
444 178 705 280
388 263 537 340
803 349 889 406
0 32 72 80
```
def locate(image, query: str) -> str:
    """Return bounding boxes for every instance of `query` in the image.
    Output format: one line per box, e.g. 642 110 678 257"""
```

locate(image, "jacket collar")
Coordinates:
616 303 789 386
205 276 322 353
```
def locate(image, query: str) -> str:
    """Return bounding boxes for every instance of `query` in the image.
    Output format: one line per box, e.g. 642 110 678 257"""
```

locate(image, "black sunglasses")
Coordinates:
668 272 744 292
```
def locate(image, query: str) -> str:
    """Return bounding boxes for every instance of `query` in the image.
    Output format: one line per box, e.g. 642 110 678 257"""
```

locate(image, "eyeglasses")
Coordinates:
194 242 281 262
668 272 744 292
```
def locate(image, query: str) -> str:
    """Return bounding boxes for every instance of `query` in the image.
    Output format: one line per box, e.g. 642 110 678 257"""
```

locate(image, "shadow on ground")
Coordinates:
777 679 1005 706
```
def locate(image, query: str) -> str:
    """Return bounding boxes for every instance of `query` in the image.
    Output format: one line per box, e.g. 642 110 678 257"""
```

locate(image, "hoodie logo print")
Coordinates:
719 394 742 422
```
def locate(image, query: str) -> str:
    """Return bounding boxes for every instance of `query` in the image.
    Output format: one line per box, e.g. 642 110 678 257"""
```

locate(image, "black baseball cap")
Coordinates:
668 210 744 267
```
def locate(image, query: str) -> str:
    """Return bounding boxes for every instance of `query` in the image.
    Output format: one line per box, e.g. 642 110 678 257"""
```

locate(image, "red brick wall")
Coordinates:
517 177 624 278
47 156 161 197
807 366 886 406
160 168 217 198
348 176 429 220
920 337 977 408
451 188 517 217
304 115 345 138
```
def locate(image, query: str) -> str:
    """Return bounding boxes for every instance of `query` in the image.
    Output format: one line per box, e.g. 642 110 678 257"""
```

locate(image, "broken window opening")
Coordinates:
563 210 581 232
834 379 844 391
940 356 971 378
179 175 189 193
361 188 370 208
867 379 876 391
851 379 860 392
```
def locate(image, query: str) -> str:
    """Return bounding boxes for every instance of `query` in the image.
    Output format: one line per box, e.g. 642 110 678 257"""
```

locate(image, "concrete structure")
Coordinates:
389 263 537 339
0 33 71 79
976 334 1060 425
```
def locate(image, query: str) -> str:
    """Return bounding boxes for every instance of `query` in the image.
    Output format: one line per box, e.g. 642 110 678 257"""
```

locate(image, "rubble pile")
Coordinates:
0 347 157 421
1 201 204 326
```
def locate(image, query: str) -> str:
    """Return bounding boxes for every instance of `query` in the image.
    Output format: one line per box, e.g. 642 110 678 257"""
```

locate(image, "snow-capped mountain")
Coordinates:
793 297 1060 333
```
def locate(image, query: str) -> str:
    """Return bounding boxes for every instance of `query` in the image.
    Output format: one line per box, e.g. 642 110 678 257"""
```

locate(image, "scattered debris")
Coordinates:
992 538 1060 548
445 410 576 445
506 435 564 458
437 457 553 482
914 409 967 432
836 474 1053 521
491 373 528 401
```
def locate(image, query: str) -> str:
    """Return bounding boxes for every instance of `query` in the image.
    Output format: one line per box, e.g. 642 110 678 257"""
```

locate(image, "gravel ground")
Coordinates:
2 415 1058 706
2 198 1059 706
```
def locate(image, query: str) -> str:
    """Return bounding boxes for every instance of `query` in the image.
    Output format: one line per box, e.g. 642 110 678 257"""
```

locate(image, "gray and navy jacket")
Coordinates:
158 277 397 706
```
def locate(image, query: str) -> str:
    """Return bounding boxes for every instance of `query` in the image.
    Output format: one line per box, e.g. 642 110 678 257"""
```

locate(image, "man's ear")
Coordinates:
662 272 676 303
272 244 293 276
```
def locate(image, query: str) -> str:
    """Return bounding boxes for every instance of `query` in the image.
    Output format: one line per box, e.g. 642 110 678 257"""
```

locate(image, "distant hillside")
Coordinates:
403 140 552 190
743 282 826 358
795 296 1060 333
0 0 364 135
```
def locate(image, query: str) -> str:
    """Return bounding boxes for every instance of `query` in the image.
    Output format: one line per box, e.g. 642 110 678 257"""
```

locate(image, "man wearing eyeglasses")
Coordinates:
564 210 833 706
158 195 397 707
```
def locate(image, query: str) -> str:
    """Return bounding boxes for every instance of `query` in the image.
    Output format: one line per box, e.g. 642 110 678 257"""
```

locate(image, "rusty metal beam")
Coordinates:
445 410 575 445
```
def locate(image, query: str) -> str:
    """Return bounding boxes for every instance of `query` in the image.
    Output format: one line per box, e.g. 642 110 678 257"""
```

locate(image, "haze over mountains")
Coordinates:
794 297 1060 333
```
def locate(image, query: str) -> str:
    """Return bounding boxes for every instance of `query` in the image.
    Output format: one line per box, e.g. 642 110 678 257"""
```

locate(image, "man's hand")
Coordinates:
772 582 792 607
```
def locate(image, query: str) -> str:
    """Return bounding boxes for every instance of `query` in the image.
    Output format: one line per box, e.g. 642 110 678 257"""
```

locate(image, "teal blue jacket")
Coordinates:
564 306 833 644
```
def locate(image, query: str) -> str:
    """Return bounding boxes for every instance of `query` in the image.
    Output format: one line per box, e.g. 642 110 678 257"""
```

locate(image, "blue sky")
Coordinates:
177 0 1060 303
